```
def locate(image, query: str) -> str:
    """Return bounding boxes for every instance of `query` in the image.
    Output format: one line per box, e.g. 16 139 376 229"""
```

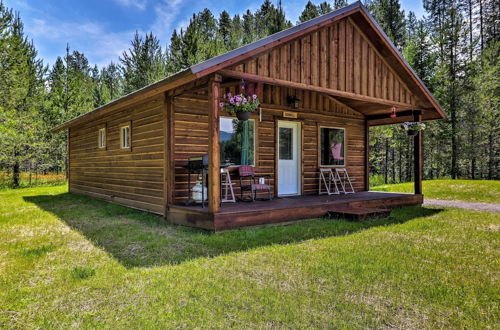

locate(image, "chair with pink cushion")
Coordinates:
238 166 272 201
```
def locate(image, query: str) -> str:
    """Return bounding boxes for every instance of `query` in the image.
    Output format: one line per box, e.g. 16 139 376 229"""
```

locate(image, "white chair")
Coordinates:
335 168 355 194
220 168 236 203
319 168 340 195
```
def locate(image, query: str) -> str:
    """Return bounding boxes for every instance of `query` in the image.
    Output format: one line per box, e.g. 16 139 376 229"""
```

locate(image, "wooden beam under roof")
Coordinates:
219 69 416 112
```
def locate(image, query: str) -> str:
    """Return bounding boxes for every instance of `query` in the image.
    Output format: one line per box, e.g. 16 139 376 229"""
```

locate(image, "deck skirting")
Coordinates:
167 192 423 231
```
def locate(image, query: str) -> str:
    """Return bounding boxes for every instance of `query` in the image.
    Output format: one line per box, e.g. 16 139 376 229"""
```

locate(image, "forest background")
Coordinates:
0 0 498 187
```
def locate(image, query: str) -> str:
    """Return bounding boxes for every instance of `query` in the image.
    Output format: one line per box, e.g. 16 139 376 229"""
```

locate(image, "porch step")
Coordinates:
327 207 391 221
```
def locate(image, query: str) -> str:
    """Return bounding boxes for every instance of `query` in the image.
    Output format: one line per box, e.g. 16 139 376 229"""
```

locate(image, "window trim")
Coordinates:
120 121 131 150
220 116 257 167
98 126 106 150
318 126 347 167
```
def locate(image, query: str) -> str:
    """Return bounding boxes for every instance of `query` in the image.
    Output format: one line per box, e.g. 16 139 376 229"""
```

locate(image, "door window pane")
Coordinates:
279 127 293 160
320 127 345 166
220 118 255 165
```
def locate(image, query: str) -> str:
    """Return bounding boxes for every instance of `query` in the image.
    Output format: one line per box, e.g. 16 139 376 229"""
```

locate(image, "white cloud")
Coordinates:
24 18 138 67
151 0 184 40
114 0 148 11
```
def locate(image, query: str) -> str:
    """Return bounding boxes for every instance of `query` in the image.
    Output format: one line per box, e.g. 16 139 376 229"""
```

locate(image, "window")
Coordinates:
279 127 293 160
98 127 106 149
120 124 131 149
320 127 345 166
220 117 255 166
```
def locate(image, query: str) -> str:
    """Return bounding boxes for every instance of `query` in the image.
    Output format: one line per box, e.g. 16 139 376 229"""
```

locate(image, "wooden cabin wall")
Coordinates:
172 84 366 205
69 95 165 214
229 16 420 112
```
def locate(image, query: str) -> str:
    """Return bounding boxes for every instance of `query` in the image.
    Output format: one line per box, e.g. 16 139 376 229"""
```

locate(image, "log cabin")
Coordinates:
53 1 445 230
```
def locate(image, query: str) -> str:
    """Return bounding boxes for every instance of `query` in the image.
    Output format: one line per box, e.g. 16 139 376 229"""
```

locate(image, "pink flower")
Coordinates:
219 102 224 108
252 94 257 100
242 98 247 103
227 93 232 98
229 98 234 104
223 93 227 99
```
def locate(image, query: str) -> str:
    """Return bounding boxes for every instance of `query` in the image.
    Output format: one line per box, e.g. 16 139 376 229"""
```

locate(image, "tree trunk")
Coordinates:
391 147 396 183
479 0 484 51
12 161 20 188
398 141 403 183
406 139 412 182
384 138 389 184
488 132 494 179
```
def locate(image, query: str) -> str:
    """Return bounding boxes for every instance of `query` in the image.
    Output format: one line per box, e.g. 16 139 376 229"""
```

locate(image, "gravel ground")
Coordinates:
424 199 500 212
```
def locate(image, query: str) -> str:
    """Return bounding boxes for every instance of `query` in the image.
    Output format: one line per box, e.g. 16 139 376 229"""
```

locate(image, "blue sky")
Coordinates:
4 0 426 68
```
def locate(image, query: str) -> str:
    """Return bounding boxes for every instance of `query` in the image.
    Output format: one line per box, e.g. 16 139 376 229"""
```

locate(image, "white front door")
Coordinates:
278 121 301 196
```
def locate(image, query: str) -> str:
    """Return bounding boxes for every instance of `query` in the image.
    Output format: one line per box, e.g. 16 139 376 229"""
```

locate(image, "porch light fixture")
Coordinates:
287 95 301 109
390 105 397 118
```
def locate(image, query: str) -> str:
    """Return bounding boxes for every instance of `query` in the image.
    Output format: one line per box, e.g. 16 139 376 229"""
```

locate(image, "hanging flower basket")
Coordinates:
401 122 426 136
219 93 260 121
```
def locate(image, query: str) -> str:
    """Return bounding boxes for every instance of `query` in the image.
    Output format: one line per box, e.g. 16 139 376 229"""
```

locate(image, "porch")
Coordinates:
167 191 423 231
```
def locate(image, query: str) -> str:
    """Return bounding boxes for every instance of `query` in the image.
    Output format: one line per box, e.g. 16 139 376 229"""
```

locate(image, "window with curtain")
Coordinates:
320 127 345 166
220 117 255 166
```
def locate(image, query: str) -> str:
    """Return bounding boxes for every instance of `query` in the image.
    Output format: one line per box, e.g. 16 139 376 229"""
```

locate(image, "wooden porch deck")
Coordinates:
167 191 423 231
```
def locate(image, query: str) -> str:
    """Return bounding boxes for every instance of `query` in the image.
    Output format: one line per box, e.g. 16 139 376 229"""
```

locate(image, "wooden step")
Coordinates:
327 207 391 221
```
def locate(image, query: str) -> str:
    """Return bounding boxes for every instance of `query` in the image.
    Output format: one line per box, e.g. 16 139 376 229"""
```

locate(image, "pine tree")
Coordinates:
101 62 122 101
299 1 320 23
242 10 256 44
318 2 333 14
219 10 232 51
120 31 168 93
334 0 348 9
0 8 46 186
367 0 407 50
230 14 244 49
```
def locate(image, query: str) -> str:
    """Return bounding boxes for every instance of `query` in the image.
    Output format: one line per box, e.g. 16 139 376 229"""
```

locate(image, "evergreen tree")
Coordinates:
0 8 46 186
101 62 122 101
230 14 244 49
318 1 333 14
333 0 348 9
219 10 232 50
367 0 407 50
242 10 256 44
299 1 320 23
120 31 168 93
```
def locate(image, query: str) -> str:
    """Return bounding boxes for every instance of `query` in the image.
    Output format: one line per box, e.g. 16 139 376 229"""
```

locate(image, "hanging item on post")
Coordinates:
219 80 260 122
401 122 426 136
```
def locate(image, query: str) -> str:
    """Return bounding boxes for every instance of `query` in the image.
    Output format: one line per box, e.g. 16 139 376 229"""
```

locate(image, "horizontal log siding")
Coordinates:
173 85 366 205
69 95 165 214
230 17 419 111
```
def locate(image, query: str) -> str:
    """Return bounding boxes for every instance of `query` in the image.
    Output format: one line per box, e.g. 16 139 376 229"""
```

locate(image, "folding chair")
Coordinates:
319 168 340 195
220 168 236 203
335 168 355 194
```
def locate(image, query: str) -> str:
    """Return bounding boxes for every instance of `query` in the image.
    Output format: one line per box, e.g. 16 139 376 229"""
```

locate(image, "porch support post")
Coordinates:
414 111 423 195
164 92 175 213
208 74 222 213
364 119 370 191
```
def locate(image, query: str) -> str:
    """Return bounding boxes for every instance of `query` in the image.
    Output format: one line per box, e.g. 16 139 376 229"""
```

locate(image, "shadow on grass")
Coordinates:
24 192 443 268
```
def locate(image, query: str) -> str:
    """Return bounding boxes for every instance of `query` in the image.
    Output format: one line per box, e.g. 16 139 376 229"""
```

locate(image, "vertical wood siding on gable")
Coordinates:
228 17 419 109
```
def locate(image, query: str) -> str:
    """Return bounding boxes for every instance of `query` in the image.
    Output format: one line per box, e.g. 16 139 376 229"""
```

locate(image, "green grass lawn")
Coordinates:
372 179 500 203
1 185 499 328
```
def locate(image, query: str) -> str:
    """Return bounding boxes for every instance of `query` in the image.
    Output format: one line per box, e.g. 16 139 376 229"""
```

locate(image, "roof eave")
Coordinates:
52 68 195 133
357 6 446 120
